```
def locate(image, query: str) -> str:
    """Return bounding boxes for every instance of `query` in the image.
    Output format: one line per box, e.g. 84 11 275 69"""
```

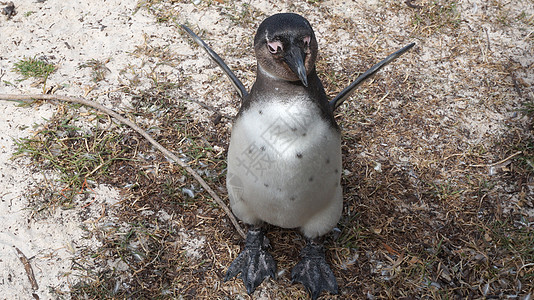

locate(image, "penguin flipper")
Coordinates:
329 42 415 111
291 242 338 300
224 228 276 294
181 25 249 99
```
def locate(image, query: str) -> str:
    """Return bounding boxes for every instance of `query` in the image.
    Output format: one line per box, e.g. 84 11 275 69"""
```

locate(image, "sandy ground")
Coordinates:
0 0 533 299
0 0 160 298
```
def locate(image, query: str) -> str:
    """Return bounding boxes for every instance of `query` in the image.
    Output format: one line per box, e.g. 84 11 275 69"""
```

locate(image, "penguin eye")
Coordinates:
267 41 283 54
303 36 311 47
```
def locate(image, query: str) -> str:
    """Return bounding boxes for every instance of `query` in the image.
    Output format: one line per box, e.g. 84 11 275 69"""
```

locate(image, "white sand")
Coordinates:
0 0 164 298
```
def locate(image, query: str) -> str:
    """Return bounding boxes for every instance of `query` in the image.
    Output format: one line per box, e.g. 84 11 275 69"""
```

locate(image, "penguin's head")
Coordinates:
254 13 318 87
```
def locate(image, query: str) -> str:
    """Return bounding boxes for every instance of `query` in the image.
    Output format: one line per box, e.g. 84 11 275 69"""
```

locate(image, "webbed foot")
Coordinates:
224 228 277 294
291 241 338 299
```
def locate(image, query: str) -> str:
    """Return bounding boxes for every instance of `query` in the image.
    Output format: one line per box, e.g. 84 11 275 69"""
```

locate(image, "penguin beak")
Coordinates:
284 46 308 87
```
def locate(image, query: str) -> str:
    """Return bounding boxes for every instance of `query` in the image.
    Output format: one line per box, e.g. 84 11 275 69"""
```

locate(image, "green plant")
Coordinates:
13 56 56 80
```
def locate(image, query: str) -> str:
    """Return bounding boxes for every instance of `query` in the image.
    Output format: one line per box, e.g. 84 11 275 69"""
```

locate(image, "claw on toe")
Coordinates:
291 242 338 300
224 228 277 294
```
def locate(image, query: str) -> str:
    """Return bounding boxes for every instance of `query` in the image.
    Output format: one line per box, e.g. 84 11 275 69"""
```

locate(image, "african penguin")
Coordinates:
224 13 341 299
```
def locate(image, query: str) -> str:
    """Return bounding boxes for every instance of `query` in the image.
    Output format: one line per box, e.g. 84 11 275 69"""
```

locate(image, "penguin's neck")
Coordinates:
239 65 336 129
256 65 310 95
251 65 329 103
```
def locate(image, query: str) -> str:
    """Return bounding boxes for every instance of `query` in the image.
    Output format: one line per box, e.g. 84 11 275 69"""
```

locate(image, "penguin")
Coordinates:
224 13 341 298
181 13 414 299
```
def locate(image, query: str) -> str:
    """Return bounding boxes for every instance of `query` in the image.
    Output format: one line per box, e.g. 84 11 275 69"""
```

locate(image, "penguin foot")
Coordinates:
224 228 277 294
291 242 338 300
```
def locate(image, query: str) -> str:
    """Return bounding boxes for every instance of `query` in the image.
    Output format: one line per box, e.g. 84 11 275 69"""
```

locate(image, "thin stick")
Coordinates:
469 151 523 168
0 93 246 239
14 246 39 291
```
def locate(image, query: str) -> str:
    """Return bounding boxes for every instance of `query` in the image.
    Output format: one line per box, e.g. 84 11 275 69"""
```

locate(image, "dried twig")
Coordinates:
14 246 39 291
0 93 246 239
405 0 422 9
469 151 523 168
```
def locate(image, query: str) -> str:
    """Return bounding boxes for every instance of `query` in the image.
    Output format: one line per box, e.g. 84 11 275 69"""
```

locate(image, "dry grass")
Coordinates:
11 0 533 298
13 107 128 216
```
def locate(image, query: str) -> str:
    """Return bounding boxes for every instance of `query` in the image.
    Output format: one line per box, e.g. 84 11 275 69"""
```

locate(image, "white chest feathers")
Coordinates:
226 98 343 238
